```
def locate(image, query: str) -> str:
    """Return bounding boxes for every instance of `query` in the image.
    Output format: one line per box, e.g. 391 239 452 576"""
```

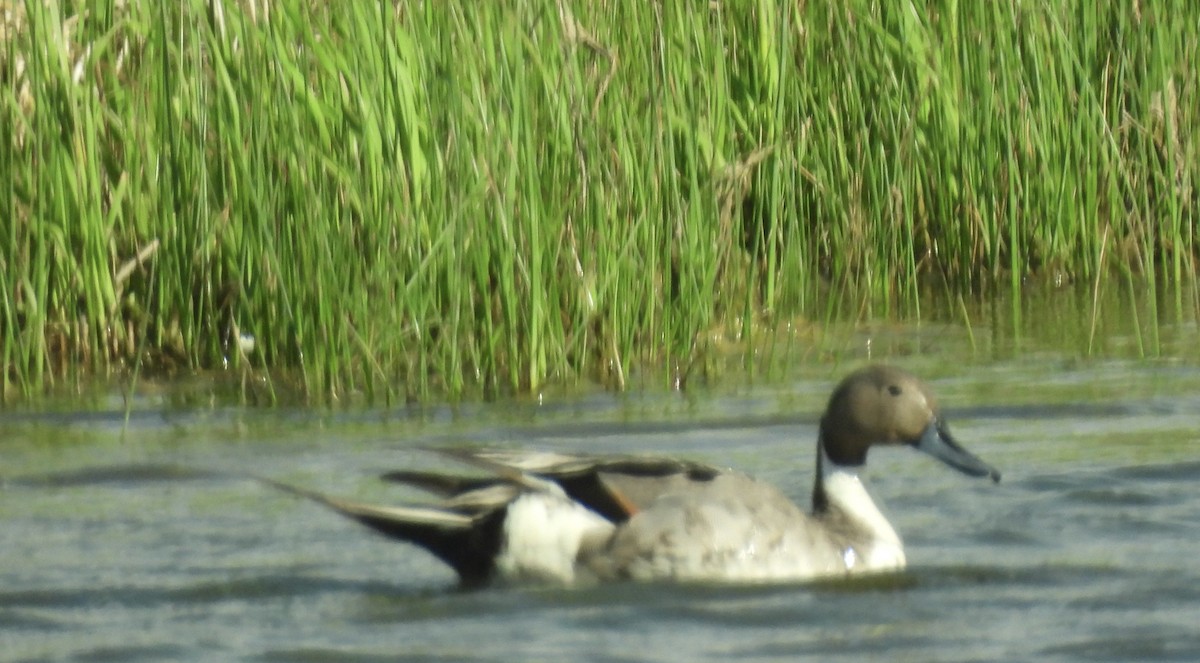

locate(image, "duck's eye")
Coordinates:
887 384 902 396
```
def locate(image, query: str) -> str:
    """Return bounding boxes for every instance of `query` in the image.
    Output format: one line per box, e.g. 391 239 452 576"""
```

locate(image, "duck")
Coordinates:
267 365 1000 587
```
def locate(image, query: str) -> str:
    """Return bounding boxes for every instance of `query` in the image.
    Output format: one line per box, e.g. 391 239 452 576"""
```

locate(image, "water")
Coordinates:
2 361 1199 662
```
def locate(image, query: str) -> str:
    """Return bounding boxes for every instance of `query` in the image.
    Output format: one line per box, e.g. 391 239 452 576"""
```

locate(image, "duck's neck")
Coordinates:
813 445 902 554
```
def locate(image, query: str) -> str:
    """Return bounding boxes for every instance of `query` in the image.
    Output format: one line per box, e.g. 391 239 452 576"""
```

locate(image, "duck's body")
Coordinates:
270 366 1000 587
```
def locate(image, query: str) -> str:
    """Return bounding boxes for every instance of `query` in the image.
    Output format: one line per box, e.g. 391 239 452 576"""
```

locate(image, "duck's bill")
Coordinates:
915 420 1001 483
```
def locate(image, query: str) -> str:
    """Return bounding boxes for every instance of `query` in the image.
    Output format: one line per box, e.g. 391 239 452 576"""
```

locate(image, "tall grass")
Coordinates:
1 0 1196 402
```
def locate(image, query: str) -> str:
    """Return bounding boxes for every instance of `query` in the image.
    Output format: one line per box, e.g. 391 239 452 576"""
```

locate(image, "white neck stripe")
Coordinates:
820 449 903 554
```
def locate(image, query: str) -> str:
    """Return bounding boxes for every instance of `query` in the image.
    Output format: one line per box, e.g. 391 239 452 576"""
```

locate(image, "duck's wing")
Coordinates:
265 450 726 585
381 449 725 523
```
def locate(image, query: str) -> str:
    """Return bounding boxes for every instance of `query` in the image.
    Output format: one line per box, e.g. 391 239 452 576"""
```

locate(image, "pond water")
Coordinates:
2 359 1199 662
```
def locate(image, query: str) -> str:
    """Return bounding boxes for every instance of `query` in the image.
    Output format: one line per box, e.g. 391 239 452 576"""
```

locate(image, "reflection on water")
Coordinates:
2 361 1200 662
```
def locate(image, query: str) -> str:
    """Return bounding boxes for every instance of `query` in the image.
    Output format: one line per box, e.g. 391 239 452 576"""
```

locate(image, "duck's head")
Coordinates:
819 365 1000 482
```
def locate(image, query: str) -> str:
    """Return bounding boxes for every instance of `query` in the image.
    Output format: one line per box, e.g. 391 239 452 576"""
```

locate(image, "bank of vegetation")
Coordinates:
2 1 1196 402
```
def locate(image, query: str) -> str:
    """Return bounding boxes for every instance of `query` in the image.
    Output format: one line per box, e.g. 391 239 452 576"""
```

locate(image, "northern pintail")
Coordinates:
269 365 1000 586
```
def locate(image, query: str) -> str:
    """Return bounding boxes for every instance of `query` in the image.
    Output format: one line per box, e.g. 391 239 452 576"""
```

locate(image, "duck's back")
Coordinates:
583 473 847 582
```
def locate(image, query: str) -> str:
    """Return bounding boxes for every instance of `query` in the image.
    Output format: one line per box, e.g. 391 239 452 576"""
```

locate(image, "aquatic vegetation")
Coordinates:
1 1 1197 401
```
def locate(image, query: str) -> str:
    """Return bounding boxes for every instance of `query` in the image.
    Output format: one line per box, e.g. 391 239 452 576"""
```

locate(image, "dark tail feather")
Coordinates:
261 478 506 586
378 470 501 497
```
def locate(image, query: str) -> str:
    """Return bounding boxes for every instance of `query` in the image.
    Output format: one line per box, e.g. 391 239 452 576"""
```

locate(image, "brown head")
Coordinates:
818 365 1000 481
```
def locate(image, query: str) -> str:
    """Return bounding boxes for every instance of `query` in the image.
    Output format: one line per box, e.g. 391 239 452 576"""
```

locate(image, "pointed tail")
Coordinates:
260 478 507 586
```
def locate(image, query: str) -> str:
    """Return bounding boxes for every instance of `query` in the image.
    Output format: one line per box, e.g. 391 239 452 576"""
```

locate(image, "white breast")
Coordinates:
822 465 906 572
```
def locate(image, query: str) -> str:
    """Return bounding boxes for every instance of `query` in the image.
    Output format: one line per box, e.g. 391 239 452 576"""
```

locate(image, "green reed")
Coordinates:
1 0 1196 402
